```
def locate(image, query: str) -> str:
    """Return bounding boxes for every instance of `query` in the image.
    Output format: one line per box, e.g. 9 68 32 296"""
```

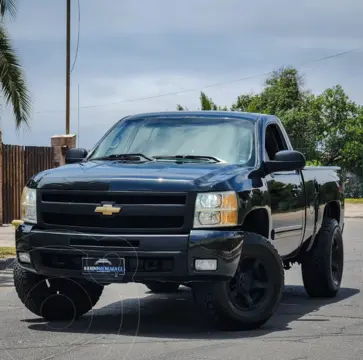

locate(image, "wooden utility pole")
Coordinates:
65 0 71 134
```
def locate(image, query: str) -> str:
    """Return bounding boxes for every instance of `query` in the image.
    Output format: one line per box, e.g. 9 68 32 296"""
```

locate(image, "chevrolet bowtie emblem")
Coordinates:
95 204 121 216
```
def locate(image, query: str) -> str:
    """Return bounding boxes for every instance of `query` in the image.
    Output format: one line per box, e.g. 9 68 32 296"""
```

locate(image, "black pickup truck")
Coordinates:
13 111 344 330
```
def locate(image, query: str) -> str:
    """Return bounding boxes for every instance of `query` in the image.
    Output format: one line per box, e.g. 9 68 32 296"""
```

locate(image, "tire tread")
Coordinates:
13 260 103 320
193 232 284 331
301 218 343 298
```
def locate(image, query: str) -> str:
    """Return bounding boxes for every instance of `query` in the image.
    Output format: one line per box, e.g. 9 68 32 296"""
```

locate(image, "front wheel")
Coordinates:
13 260 104 321
193 232 284 331
301 218 344 298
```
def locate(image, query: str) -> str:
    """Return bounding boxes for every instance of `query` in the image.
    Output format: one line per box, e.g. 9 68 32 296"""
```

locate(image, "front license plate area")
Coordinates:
82 257 125 277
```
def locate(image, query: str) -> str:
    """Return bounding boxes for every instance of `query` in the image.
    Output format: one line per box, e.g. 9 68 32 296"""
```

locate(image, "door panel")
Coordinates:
264 122 305 257
267 170 304 256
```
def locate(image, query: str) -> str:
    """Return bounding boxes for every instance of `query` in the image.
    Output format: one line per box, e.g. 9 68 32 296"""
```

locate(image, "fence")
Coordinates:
1 144 54 224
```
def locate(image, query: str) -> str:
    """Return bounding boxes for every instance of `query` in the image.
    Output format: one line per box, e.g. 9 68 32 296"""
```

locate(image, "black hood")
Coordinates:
30 160 252 192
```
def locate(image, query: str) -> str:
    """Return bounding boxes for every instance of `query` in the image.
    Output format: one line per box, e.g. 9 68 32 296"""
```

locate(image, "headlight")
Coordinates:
193 191 238 228
20 187 37 224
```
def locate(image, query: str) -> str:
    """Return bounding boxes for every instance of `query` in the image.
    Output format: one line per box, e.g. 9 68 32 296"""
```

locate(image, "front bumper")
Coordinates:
15 224 244 283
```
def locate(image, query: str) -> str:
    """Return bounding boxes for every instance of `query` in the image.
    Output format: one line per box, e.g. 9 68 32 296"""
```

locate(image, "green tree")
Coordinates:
175 67 363 178
177 91 227 111
230 94 257 112
229 67 319 159
312 85 362 174
0 0 31 128
259 66 306 114
200 91 218 110
228 67 309 118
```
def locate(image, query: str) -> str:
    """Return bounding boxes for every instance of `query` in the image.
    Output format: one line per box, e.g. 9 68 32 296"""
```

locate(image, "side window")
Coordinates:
265 124 288 160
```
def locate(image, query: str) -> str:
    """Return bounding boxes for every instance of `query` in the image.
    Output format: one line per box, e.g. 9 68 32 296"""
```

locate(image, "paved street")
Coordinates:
0 218 362 360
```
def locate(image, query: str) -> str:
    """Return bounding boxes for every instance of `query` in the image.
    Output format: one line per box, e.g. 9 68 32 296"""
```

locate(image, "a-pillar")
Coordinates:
51 134 77 167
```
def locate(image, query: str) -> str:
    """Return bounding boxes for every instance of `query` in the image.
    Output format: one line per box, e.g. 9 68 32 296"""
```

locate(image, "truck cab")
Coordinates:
13 111 344 331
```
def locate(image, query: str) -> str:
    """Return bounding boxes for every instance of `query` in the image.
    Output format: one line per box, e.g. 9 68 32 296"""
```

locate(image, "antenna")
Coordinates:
65 0 71 134
77 84 80 147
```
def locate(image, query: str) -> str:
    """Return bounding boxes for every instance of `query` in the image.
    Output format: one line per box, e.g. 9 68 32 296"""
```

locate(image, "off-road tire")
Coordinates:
13 260 104 321
301 218 344 298
144 282 180 293
192 232 284 331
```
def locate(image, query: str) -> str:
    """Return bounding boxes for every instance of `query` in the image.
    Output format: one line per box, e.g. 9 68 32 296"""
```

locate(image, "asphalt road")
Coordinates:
0 219 362 360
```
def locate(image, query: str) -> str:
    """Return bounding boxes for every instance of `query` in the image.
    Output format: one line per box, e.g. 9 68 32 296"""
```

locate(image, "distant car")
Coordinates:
13 111 344 330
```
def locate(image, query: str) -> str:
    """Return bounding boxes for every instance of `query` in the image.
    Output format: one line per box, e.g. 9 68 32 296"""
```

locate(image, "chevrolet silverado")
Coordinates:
13 111 344 330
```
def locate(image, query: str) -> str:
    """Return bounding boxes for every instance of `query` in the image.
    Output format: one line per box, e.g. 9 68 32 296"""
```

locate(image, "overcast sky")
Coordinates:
1 0 362 148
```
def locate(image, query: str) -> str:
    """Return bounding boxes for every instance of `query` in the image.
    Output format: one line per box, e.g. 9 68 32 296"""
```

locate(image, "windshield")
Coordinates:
88 116 256 165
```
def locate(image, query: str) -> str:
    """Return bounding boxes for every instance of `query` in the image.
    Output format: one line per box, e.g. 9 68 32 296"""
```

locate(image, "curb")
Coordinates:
0 257 15 271
345 216 363 219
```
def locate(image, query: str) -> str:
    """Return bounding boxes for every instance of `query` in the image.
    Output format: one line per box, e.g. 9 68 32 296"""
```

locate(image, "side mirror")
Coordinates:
264 150 306 175
65 148 88 164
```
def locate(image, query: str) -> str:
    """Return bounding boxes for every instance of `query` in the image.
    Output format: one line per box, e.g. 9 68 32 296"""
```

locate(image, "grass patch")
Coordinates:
346 198 363 203
0 247 16 259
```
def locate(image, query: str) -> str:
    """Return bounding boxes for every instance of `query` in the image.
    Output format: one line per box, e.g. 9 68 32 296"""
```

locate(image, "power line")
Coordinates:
311 47 360 63
36 46 362 114
70 0 80 74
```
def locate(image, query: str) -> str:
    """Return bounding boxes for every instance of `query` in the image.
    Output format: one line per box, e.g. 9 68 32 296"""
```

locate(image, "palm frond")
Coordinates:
0 25 31 128
0 0 17 18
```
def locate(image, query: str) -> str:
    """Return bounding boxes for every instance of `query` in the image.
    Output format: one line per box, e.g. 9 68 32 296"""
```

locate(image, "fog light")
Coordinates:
195 259 217 271
18 252 31 264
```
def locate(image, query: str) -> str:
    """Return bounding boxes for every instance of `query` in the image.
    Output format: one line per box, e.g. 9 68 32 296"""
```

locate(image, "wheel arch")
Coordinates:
323 200 341 224
240 207 271 240
303 200 341 254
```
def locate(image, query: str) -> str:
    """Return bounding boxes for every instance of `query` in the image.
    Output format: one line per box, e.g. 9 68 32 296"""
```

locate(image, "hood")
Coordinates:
30 160 252 192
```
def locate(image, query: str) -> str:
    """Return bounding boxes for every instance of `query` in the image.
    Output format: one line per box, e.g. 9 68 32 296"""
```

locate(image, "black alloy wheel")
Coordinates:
228 257 269 311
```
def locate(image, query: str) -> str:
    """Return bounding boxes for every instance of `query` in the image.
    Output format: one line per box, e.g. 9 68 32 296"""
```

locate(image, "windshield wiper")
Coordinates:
153 155 225 163
90 153 154 162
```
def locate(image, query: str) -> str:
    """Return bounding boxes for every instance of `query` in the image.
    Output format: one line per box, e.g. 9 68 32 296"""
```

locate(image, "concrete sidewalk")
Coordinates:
0 203 362 246
0 225 15 247
344 203 363 218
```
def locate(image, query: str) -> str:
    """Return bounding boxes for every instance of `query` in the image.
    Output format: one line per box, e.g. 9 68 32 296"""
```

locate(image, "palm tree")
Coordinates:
0 0 31 128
